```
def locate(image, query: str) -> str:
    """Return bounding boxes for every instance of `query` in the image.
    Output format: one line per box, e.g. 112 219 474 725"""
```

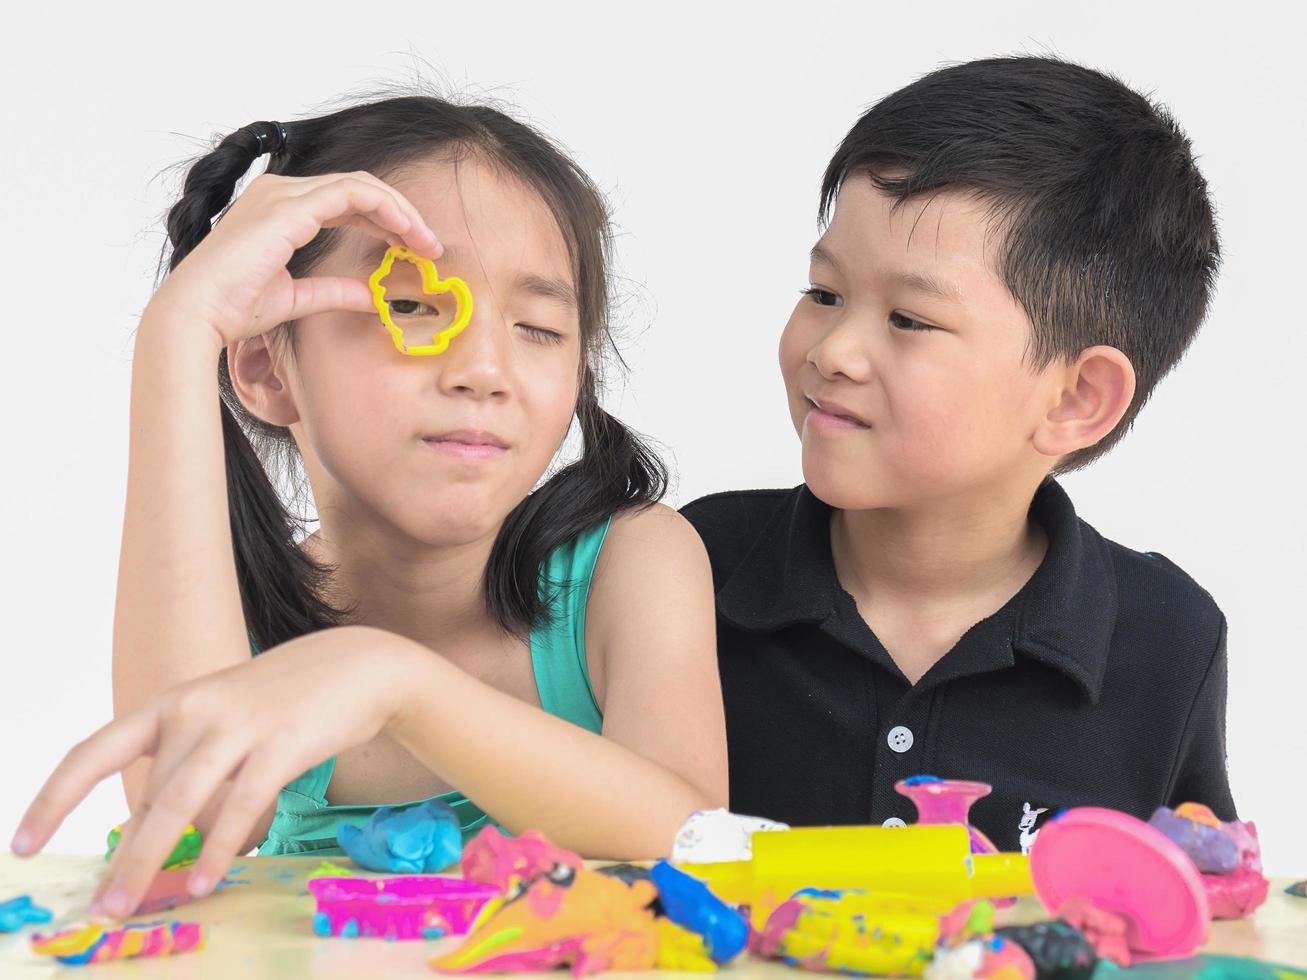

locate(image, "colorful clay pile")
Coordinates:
1148 803 1270 920
30 920 204 965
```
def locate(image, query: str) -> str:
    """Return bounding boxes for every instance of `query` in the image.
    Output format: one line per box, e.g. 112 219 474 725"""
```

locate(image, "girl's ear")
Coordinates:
1032 345 1137 459
227 335 300 427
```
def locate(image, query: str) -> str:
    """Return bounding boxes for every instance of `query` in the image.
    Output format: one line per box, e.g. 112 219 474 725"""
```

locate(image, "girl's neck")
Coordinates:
306 519 501 650
831 478 1049 607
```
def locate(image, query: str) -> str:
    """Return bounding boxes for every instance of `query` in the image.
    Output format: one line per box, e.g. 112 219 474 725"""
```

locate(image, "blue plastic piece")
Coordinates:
337 799 462 874
0 895 53 932
902 774 942 786
650 860 748 964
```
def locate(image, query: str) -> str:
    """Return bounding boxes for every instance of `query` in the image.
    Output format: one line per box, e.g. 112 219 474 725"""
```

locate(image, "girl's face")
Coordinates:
278 155 582 547
778 176 1061 512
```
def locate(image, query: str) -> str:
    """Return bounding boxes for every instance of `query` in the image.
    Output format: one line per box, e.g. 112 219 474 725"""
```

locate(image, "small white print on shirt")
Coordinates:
1019 802 1049 855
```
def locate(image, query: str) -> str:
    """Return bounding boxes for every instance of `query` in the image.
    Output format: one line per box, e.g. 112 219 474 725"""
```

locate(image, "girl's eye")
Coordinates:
800 286 843 308
889 311 935 332
518 324 565 346
389 299 440 316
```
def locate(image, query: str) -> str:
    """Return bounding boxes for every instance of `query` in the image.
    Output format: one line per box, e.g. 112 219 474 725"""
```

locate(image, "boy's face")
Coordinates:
779 176 1061 511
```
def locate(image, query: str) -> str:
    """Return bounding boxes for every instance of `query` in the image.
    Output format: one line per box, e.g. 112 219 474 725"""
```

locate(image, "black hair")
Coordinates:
820 56 1221 471
160 95 667 652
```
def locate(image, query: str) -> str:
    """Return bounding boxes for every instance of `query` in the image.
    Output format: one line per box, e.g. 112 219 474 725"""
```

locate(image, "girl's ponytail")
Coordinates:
161 121 343 654
487 367 667 629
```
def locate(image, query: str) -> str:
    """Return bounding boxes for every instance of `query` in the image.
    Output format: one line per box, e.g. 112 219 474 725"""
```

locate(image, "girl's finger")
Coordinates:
95 736 248 918
320 214 410 254
291 171 441 256
185 749 291 896
12 711 158 857
283 275 377 322
299 178 441 258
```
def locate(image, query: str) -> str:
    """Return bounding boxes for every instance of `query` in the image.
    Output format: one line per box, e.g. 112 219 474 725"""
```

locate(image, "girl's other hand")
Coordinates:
150 171 443 350
10 626 424 919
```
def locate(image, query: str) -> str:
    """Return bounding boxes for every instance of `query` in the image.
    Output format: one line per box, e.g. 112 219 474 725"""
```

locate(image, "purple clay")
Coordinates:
1148 806 1239 874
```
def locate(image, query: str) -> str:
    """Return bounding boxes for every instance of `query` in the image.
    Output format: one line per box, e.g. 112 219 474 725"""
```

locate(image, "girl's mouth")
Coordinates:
422 430 509 461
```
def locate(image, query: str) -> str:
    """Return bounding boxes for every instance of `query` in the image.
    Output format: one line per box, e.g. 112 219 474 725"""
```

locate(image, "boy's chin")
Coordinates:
802 458 899 512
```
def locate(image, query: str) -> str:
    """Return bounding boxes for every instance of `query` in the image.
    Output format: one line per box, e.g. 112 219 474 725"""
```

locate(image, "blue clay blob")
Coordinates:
336 799 462 874
0 895 53 932
650 859 748 964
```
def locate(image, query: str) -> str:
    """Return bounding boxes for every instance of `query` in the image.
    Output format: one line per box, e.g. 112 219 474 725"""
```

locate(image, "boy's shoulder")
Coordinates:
1095 529 1225 642
680 486 805 581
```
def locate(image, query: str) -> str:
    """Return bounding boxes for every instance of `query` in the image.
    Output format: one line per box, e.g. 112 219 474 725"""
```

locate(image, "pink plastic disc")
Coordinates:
1030 807 1209 959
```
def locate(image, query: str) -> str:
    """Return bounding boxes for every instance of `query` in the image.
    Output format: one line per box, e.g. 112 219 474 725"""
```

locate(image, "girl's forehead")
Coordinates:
387 157 572 273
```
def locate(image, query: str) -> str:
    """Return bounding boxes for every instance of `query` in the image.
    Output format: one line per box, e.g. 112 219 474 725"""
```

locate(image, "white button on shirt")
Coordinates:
887 725 914 753
882 817 907 828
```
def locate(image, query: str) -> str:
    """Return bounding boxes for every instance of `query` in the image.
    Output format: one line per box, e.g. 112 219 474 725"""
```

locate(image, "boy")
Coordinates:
683 56 1232 852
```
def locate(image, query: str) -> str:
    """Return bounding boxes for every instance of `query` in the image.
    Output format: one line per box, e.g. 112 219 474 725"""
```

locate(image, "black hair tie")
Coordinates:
250 120 289 157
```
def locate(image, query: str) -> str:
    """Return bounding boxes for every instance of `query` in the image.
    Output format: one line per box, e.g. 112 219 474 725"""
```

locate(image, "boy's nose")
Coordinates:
808 317 874 384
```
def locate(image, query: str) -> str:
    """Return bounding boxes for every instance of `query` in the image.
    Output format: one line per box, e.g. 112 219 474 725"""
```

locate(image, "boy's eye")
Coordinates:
801 286 843 307
889 311 935 332
518 323 565 346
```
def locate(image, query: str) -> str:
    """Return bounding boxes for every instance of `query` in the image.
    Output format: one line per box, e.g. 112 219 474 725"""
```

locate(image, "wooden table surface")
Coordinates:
1 855 1304 977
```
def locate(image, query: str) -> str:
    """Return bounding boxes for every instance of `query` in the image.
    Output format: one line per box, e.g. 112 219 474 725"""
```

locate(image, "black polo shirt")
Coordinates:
681 480 1235 853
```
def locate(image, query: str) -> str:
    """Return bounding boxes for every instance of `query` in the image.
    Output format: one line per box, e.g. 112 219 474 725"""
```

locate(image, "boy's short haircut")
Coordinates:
821 56 1220 471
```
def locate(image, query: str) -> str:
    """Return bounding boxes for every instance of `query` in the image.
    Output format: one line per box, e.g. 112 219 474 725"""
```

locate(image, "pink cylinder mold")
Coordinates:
894 774 999 855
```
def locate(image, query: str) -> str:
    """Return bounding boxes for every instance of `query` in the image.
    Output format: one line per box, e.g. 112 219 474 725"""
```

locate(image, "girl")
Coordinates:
12 95 727 918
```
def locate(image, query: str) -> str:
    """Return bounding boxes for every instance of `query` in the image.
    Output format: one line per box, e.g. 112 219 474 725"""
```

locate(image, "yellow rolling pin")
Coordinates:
677 825 1032 920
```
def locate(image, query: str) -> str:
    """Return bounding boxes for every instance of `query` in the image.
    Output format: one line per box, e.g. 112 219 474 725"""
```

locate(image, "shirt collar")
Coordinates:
715 480 1117 703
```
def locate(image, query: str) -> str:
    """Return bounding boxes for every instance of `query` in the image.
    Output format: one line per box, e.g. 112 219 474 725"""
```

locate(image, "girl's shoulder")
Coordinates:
595 501 708 575
584 502 712 623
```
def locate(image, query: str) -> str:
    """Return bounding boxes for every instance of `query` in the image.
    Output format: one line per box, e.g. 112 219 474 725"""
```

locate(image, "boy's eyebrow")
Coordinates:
810 244 961 303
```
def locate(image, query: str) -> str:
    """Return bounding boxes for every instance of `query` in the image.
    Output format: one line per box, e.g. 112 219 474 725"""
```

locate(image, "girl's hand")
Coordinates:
11 626 425 919
150 171 442 350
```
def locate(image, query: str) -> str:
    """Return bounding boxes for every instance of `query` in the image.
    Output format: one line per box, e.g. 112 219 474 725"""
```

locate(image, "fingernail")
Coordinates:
102 888 131 918
10 829 32 854
188 872 213 897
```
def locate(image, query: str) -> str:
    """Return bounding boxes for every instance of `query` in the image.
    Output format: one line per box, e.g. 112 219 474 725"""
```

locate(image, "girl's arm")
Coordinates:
112 319 247 810
14 510 727 914
111 172 440 812
394 503 728 858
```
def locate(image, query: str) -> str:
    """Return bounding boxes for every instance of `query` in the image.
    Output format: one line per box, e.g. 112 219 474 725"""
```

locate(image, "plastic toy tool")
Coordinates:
1030 807 1210 960
369 244 473 356
677 824 1032 919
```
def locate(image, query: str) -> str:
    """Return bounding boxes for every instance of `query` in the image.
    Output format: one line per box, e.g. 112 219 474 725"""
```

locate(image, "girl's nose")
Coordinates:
435 294 511 400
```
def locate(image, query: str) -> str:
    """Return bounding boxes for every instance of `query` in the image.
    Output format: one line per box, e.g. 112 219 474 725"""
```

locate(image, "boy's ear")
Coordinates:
227 335 300 427
1032 345 1136 459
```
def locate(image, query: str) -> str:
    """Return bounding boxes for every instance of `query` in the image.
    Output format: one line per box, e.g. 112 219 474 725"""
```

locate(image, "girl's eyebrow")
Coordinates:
810 243 960 303
516 273 576 310
356 238 575 309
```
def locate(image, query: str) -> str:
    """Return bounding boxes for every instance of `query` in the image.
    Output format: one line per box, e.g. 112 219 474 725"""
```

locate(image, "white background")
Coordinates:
2 2 1304 871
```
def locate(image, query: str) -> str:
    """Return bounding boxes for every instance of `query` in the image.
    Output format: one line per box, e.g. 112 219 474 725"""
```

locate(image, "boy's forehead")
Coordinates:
818 178 1005 296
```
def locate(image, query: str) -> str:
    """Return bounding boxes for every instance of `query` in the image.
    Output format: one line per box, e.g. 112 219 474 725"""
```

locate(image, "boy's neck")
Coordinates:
832 479 1049 601
829 476 1051 682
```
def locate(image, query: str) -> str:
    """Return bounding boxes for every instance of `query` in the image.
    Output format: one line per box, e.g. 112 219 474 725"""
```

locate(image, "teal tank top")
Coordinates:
256 517 611 856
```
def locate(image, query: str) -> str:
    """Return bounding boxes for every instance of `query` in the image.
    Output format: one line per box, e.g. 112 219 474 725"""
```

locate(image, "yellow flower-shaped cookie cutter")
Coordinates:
368 245 474 356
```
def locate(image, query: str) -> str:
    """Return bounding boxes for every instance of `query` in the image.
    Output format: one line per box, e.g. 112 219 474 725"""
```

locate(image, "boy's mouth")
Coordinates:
806 396 870 429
